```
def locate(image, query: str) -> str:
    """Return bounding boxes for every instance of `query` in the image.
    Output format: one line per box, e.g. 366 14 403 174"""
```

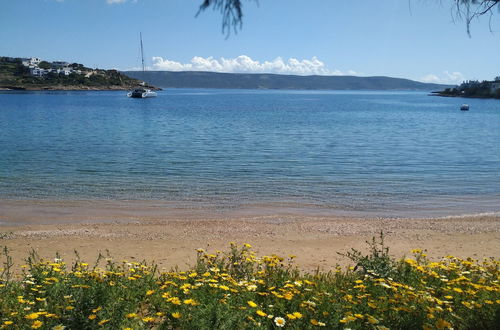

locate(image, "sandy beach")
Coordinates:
1 200 499 272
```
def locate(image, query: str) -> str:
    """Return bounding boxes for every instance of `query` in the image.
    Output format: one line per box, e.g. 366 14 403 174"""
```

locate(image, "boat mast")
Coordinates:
140 32 145 73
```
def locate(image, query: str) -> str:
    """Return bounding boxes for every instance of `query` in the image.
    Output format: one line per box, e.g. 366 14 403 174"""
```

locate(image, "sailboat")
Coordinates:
128 33 157 98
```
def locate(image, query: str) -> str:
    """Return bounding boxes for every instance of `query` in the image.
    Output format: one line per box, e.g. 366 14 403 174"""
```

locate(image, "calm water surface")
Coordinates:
1 89 499 217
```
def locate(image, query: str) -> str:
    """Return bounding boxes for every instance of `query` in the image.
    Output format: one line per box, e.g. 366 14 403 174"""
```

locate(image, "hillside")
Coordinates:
433 78 500 99
0 57 153 91
124 70 451 91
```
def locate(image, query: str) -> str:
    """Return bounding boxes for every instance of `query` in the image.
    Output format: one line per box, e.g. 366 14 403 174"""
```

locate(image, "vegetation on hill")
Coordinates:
125 71 451 91
0 237 498 329
0 57 147 90
435 77 500 99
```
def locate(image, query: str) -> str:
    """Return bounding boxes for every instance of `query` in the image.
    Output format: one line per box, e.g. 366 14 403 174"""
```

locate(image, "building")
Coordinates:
59 68 72 76
490 82 500 93
22 57 42 67
30 68 46 77
19 57 79 77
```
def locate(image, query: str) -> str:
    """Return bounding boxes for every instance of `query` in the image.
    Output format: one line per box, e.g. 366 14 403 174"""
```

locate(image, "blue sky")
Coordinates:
1 0 499 84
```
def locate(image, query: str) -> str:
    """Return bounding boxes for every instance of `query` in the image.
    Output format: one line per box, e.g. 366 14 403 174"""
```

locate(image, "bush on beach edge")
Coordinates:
0 233 499 329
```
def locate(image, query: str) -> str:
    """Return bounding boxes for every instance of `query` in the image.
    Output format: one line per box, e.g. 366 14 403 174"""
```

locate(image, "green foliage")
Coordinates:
38 61 52 70
338 231 396 279
0 59 142 89
437 77 500 99
0 241 499 329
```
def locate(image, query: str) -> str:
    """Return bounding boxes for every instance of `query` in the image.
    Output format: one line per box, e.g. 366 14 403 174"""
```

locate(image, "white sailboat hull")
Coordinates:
128 33 158 99
127 89 157 98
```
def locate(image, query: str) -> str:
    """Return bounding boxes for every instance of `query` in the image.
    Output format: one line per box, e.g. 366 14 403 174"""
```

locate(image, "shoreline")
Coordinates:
0 86 161 91
430 91 500 99
1 199 499 271
2 199 500 225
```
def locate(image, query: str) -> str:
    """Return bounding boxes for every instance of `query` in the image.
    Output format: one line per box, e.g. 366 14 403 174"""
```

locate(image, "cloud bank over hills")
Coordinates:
151 55 357 76
420 71 465 85
149 55 463 85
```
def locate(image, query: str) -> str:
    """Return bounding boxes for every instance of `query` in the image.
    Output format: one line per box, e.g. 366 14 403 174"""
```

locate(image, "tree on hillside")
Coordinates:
197 0 499 35
38 61 52 70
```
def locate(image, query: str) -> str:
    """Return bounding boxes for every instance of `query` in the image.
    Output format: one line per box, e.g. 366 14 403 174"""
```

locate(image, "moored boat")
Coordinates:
127 88 157 98
128 32 157 99
460 104 469 111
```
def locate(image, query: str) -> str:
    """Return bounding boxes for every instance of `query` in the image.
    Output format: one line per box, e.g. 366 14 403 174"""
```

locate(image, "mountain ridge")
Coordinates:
123 70 452 91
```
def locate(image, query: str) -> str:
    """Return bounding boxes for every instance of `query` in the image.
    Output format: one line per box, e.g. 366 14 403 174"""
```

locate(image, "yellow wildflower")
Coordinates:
126 313 137 318
88 314 97 320
146 290 155 296
435 319 452 329
183 298 197 306
31 321 43 329
247 301 258 308
98 319 110 326
367 315 379 324
25 313 39 320
172 312 182 319
168 297 181 305
256 310 267 317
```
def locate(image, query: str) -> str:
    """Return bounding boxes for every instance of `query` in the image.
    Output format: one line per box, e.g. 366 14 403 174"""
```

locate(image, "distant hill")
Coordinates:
123 71 452 91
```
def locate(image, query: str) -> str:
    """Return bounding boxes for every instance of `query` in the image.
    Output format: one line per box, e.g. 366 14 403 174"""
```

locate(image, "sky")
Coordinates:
1 0 499 84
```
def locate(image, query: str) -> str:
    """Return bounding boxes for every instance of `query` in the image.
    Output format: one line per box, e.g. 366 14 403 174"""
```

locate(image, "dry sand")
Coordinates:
0 200 499 272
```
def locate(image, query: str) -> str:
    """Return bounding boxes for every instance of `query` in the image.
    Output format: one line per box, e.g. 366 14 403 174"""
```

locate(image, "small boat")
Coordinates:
128 32 157 99
460 104 469 111
127 88 157 98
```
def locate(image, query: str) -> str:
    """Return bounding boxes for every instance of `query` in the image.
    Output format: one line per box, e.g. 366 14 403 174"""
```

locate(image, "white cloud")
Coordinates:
150 55 357 76
420 71 465 85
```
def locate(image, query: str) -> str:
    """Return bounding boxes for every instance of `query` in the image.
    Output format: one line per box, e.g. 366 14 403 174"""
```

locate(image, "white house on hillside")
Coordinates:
490 82 500 93
30 68 45 77
22 57 41 67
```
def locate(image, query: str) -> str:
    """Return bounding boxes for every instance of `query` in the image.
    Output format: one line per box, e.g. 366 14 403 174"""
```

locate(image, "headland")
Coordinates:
0 56 159 91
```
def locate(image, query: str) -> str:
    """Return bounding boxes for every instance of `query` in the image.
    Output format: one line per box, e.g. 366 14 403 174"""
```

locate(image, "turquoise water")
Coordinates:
1 89 499 217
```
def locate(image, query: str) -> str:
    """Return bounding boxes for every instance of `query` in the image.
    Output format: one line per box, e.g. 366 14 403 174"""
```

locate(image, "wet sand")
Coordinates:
0 199 499 272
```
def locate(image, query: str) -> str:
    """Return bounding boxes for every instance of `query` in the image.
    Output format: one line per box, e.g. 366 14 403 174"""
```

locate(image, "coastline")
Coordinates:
1 199 498 271
0 85 161 91
430 92 500 99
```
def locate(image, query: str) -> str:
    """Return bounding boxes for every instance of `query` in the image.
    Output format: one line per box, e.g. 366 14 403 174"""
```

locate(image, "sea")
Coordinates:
1 89 499 218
